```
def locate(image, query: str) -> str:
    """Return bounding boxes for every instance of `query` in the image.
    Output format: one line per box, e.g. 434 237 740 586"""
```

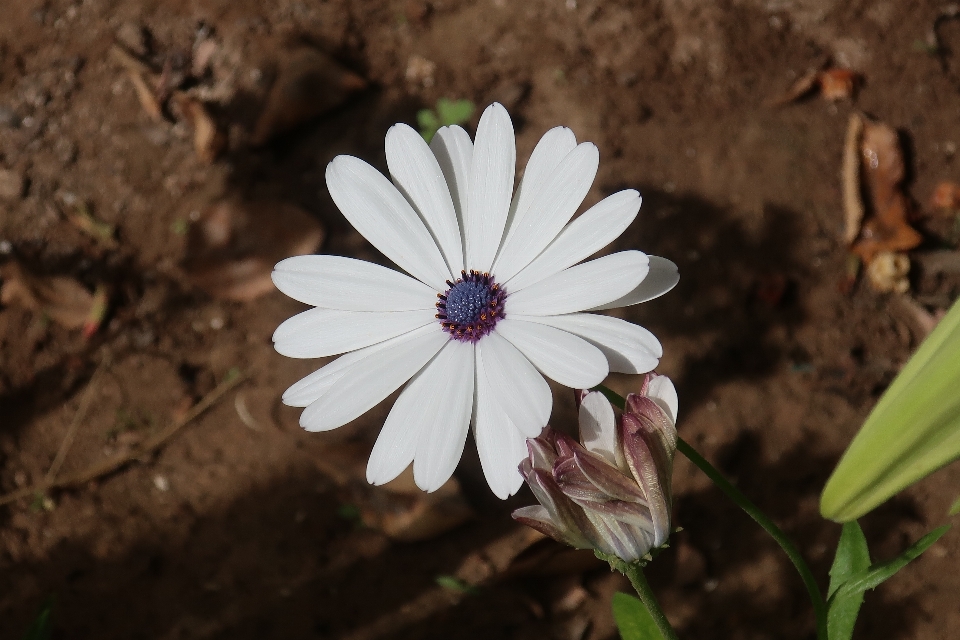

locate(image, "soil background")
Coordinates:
2 0 960 639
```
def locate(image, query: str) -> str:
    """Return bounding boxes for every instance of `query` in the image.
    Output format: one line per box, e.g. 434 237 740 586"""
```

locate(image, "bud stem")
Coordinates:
598 551 679 640
595 385 828 640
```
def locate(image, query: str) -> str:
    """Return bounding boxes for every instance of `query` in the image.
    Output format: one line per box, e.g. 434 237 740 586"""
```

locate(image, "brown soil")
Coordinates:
2 1 960 638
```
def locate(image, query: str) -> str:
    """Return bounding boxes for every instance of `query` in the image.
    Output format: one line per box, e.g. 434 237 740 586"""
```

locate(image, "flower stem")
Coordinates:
599 552 679 640
595 385 828 640
675 438 827 640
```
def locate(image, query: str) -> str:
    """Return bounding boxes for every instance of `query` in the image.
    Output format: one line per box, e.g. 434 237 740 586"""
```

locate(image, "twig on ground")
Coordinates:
0 369 248 507
44 353 111 485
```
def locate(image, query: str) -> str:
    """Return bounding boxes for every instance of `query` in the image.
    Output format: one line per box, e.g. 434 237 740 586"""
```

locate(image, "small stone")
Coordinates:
153 475 170 491
0 169 25 199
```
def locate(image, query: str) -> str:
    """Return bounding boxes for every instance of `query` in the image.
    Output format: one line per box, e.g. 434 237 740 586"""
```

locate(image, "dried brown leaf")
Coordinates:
767 69 819 106
191 39 218 77
184 200 324 301
0 262 98 329
126 69 164 121
174 93 225 163
818 68 857 101
852 120 923 262
250 47 367 146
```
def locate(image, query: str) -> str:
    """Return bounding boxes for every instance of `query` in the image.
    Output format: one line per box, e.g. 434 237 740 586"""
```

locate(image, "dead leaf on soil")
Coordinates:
110 45 164 121
250 47 367 146
184 200 324 301
768 67 858 106
818 68 857 101
866 251 910 293
173 93 226 163
850 118 923 264
0 262 105 331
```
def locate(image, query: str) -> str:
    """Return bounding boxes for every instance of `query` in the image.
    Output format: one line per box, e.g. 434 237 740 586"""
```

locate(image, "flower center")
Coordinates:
436 270 505 342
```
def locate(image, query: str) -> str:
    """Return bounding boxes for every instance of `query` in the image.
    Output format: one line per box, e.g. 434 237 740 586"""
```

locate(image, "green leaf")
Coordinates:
612 592 665 640
822 298 960 522
435 98 475 127
949 494 960 516
826 521 871 640
416 109 440 142
830 526 950 604
435 575 478 594
828 521 871 598
22 596 54 640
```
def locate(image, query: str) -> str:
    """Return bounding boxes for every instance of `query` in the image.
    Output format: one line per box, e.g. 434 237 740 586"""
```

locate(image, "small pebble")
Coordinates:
153 475 170 492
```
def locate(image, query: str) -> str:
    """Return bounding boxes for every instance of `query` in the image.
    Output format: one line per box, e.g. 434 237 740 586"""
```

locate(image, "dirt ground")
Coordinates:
2 0 960 638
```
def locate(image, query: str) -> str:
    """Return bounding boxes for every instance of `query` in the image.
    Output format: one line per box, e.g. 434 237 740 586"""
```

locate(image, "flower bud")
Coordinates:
512 374 678 563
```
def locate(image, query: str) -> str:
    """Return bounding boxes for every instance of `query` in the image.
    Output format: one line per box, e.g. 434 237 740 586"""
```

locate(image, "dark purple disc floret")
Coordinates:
436 270 505 342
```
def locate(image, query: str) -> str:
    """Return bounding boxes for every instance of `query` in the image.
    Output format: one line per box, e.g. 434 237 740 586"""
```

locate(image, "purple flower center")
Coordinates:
436 270 505 343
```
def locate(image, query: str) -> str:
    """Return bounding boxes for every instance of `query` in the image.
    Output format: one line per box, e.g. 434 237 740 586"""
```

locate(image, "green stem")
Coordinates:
675 439 827 640
597 386 828 640
602 553 680 640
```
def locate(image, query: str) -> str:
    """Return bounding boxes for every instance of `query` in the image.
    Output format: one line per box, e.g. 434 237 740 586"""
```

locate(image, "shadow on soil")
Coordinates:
0 93 934 640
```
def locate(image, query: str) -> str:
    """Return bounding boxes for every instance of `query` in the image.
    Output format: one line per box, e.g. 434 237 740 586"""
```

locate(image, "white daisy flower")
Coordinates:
272 103 679 499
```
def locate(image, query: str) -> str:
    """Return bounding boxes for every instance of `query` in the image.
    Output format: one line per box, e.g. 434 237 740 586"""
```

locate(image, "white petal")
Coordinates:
366 341 474 489
579 391 617 465
518 313 661 374
646 375 679 424
326 156 451 290
273 308 435 358
464 103 515 271
504 251 649 317
591 256 679 310
281 336 399 407
410 341 475 492
498 126 577 252
386 123 464 273
495 318 608 388
493 142 599 283
273 255 436 311
506 190 641 292
297 325 448 431
430 125 474 234
474 353 528 499
476 331 551 437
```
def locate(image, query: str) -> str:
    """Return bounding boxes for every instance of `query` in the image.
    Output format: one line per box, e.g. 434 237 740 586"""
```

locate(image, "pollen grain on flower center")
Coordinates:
436 270 505 342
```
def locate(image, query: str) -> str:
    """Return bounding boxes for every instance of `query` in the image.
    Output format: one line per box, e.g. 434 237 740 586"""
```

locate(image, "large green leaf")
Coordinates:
612 592 665 640
826 522 871 640
821 298 960 521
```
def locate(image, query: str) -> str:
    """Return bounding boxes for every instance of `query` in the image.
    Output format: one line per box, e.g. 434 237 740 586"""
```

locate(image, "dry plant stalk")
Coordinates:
842 113 865 245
